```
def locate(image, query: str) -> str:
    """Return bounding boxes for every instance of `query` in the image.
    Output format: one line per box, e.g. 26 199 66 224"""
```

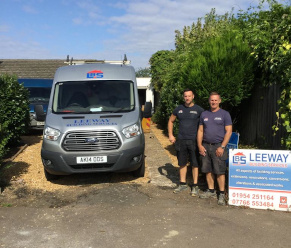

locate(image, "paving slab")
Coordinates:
144 131 178 187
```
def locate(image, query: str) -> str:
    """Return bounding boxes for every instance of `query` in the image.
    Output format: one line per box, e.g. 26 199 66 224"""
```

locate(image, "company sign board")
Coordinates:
229 149 291 211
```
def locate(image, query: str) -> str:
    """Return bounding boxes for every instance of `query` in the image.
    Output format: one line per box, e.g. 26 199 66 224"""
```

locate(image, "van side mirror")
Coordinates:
35 104 46 121
142 101 152 118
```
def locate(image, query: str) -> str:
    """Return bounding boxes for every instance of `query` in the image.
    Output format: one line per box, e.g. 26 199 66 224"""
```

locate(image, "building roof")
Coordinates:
0 59 66 79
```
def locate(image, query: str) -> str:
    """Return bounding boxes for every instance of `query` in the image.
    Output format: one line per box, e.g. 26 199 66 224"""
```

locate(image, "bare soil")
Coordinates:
150 124 178 167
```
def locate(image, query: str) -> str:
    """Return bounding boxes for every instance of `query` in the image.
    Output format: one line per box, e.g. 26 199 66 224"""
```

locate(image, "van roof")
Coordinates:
54 63 136 82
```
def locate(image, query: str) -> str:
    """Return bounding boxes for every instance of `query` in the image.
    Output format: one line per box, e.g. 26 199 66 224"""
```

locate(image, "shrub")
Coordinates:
0 74 30 162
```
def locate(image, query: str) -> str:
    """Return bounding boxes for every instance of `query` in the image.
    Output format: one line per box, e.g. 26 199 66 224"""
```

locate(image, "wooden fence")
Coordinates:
236 83 285 149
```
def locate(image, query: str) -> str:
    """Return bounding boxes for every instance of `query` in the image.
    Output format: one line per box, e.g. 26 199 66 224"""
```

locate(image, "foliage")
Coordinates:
181 29 254 110
175 9 234 52
150 50 188 130
135 67 151 77
275 85 291 148
150 1 290 148
151 9 254 132
151 70 184 132
0 203 13 207
0 74 30 163
149 50 175 92
236 1 291 148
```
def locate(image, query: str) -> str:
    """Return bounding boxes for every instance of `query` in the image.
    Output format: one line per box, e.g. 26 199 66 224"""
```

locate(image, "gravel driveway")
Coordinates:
0 124 179 207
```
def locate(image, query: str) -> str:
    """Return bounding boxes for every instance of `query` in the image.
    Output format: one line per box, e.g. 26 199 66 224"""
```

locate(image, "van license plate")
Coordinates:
37 121 45 126
76 156 107 164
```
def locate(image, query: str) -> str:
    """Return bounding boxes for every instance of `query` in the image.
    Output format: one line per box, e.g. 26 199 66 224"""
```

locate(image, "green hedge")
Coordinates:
0 74 30 162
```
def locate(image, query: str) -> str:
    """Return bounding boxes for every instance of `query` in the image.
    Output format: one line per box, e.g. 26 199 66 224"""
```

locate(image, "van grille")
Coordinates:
62 131 120 151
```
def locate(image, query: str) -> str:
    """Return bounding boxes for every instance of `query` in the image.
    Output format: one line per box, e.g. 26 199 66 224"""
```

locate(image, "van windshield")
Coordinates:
52 80 135 114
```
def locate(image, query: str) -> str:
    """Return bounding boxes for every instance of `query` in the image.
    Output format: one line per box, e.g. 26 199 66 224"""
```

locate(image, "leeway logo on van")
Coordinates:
66 118 118 127
87 70 104 78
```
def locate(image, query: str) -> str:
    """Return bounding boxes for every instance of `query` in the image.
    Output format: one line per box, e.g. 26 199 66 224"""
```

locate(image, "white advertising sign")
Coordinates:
229 149 291 211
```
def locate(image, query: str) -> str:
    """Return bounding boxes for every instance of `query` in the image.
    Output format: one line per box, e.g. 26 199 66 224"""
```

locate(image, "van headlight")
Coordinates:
44 127 61 141
122 124 141 138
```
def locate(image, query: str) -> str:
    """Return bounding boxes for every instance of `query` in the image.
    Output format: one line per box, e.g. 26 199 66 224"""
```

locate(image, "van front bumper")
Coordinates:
41 145 144 175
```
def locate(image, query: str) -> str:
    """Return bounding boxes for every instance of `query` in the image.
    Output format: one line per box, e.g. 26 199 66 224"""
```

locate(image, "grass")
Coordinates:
0 203 12 207
238 144 259 149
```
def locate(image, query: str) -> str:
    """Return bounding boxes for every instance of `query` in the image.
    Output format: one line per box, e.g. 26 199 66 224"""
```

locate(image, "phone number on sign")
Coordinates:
231 199 274 207
231 192 274 201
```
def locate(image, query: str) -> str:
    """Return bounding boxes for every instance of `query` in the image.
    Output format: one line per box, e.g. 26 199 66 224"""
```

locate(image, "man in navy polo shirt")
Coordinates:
197 92 232 205
168 89 204 195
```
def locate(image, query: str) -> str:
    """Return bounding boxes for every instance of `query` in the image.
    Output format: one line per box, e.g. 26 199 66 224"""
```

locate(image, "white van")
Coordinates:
40 59 151 180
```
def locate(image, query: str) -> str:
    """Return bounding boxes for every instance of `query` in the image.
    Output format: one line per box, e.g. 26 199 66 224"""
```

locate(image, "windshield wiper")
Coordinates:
56 111 75 114
55 110 93 114
112 105 134 113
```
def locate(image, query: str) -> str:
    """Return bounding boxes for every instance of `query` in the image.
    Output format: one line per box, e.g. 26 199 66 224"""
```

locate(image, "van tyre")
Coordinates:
44 169 60 181
132 156 145 177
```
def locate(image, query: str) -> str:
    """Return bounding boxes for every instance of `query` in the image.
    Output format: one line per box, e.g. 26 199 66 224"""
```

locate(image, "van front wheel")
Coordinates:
132 156 145 178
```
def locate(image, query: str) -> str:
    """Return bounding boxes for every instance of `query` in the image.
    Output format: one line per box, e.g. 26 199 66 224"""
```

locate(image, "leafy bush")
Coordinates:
151 2 290 150
182 30 254 110
135 67 151 77
236 2 291 148
151 27 254 133
0 74 30 162
149 50 175 92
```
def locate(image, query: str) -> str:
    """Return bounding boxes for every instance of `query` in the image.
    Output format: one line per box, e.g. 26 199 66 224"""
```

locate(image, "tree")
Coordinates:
150 1 290 149
175 9 234 52
236 1 291 148
135 67 151 77
182 29 254 110
149 50 175 92
150 9 254 131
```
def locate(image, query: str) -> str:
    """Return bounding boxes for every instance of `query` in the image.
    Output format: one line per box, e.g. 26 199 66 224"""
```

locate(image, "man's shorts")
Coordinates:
175 139 199 167
200 142 228 174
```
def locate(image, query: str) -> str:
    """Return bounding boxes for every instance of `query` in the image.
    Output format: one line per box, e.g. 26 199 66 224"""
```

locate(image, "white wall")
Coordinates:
136 77 154 106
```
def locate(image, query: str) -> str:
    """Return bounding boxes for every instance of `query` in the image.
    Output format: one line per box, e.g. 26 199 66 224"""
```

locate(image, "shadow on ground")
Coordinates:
46 171 148 186
164 144 176 157
21 131 43 146
157 163 179 185
0 161 30 193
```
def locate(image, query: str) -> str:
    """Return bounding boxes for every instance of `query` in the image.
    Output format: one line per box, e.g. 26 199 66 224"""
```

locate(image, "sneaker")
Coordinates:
218 193 226 206
199 189 217 199
190 186 199 196
173 184 188 193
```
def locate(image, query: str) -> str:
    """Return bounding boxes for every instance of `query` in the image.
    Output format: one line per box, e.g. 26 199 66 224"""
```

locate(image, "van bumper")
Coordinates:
41 145 145 175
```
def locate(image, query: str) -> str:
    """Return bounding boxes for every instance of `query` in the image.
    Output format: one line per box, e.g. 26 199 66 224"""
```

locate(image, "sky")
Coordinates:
0 0 289 69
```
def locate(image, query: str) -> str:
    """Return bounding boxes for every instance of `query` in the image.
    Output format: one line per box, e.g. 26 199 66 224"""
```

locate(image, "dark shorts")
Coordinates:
200 142 228 174
175 139 199 167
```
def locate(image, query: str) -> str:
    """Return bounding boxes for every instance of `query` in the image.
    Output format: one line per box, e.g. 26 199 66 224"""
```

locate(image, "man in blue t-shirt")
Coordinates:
168 89 204 195
197 92 232 205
